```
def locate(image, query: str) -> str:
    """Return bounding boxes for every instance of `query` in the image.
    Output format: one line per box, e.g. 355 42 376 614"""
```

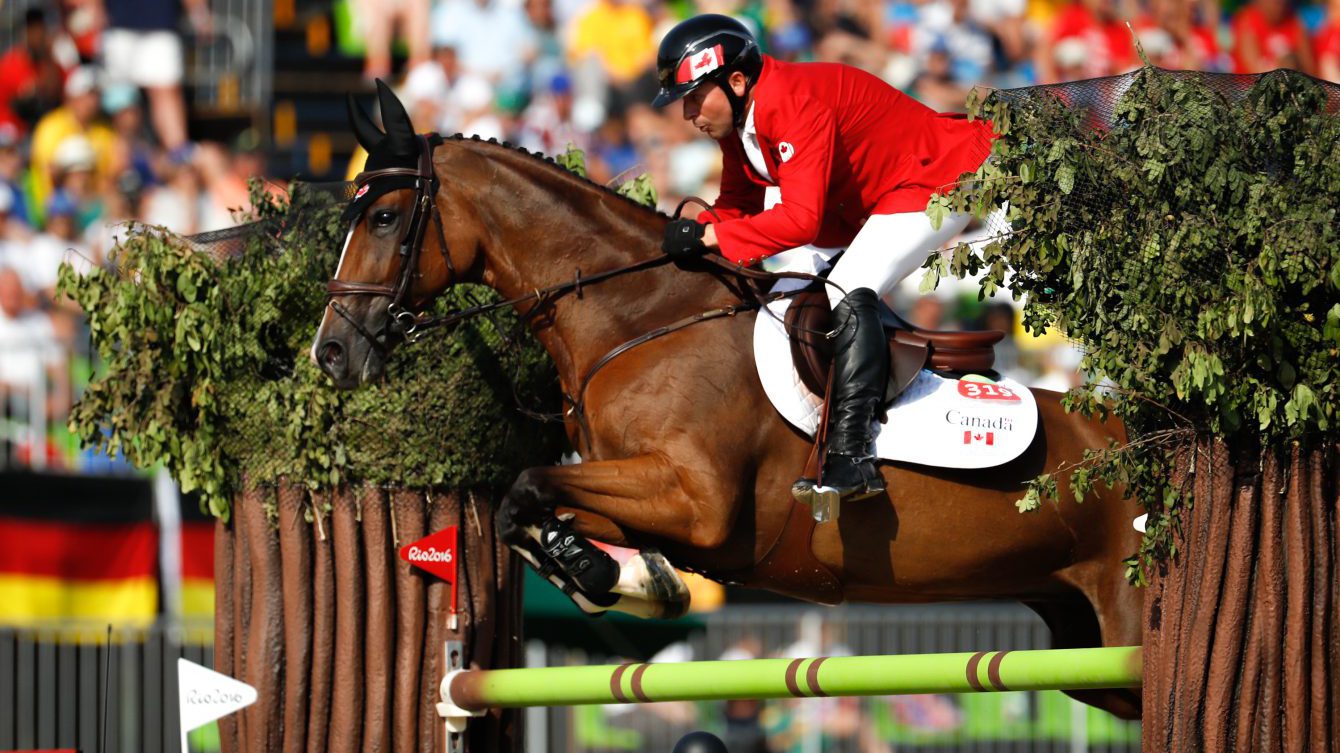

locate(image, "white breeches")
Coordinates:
754 185 972 303
823 210 972 307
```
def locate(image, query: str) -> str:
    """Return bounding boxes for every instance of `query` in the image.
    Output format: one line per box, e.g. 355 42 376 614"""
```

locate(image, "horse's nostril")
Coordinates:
319 341 345 369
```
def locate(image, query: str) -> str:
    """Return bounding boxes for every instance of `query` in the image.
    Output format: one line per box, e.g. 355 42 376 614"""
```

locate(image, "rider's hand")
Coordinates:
663 219 708 260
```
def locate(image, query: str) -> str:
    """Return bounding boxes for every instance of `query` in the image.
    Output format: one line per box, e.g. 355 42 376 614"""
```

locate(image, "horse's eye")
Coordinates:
372 210 396 228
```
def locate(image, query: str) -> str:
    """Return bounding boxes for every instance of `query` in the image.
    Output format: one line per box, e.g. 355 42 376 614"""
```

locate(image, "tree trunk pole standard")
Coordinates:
215 484 523 753
1143 439 1338 753
440 646 1142 723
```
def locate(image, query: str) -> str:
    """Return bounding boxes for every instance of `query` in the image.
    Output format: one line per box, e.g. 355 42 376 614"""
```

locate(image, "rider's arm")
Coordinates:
711 96 836 265
700 138 764 225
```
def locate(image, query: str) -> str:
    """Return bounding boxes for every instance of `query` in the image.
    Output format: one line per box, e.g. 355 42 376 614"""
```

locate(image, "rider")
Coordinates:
655 15 993 507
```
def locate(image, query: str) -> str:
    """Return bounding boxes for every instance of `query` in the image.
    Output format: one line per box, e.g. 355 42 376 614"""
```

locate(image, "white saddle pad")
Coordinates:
753 296 1039 469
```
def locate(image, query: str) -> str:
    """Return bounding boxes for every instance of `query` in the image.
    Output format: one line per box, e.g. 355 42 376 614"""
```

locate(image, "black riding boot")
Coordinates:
794 287 888 521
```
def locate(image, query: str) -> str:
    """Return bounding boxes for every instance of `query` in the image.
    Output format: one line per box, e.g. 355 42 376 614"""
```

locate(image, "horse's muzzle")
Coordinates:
317 338 364 388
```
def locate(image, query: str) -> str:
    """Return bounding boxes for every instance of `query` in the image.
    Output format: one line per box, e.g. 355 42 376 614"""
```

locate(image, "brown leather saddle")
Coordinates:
783 286 1005 401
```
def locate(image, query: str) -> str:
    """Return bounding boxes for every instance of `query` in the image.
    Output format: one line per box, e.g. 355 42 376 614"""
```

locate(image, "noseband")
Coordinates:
325 133 455 345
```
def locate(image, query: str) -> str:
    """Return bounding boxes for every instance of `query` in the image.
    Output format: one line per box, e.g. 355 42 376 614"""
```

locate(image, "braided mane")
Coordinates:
446 133 672 220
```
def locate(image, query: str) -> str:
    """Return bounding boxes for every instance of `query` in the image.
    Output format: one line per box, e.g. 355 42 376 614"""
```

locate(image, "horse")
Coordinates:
312 83 1144 719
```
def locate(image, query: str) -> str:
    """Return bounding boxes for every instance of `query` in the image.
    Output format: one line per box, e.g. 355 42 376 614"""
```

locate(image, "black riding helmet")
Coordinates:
652 14 763 128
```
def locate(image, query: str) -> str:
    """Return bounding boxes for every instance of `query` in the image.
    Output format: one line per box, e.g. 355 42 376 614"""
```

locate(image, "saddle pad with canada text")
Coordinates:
754 297 1039 469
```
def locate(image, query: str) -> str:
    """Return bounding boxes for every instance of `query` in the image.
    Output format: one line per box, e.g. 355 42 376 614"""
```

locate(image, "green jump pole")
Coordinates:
443 646 1142 714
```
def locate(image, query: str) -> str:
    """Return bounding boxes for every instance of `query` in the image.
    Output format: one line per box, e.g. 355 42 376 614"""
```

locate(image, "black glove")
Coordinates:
662 219 708 260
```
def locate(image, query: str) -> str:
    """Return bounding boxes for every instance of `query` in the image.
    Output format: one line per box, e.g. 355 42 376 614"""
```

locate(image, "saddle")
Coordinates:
784 286 1005 401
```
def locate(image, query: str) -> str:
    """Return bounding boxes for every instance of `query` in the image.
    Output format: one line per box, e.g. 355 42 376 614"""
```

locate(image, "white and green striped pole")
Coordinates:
436 645 1142 731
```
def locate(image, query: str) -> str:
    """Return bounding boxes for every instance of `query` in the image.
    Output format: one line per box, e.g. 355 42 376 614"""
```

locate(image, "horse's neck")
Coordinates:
454 143 733 393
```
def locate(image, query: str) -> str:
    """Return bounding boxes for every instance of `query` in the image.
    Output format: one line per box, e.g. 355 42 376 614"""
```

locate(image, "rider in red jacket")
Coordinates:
655 15 993 512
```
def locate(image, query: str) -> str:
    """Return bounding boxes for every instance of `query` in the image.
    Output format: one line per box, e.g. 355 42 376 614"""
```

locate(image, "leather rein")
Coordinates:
324 133 840 445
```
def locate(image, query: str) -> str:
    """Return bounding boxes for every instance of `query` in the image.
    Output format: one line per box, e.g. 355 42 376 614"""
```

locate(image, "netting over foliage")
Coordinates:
925 66 1340 578
61 179 563 520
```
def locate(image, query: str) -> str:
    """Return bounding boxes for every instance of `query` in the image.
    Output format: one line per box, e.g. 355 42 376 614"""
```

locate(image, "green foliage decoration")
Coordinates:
61 181 563 521
557 143 659 207
924 68 1340 581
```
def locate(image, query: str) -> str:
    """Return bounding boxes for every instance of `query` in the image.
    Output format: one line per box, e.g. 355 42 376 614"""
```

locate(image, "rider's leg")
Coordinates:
813 286 887 499
824 210 973 308
797 211 973 510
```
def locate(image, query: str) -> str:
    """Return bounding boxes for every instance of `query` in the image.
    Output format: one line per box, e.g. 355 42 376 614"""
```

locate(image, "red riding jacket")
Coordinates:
704 55 994 265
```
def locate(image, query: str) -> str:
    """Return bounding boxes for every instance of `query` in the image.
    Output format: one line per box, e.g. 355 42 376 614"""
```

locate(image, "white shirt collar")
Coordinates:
738 103 773 183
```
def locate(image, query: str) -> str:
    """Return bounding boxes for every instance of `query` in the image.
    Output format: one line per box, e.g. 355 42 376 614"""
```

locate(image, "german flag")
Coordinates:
0 472 158 626
180 498 215 618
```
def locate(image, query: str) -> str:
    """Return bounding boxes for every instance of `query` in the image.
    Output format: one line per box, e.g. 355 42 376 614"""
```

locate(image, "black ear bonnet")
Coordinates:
343 79 425 222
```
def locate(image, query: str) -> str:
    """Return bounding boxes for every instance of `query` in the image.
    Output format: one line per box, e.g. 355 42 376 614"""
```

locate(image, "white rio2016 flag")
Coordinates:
179 658 257 752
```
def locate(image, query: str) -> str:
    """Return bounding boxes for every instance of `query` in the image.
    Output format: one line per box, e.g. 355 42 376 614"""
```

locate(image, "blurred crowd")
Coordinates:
372 0 1340 195
0 1 265 470
4 0 1340 470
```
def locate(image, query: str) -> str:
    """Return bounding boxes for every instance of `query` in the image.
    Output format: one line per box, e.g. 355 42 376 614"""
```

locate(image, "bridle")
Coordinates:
325 133 455 349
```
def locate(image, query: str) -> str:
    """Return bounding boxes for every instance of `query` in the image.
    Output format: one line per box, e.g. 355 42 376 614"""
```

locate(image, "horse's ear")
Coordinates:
375 79 419 158
347 94 385 153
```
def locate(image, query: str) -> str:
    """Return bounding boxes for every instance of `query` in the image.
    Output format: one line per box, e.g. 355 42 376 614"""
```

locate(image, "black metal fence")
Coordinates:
0 621 214 753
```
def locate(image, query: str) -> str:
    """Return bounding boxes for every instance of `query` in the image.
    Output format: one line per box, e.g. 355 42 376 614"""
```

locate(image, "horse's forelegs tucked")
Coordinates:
496 455 718 619
498 455 735 549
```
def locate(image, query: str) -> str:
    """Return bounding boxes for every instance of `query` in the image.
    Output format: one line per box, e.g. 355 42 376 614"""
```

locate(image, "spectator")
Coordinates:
103 82 157 192
518 72 588 155
567 0 657 116
100 0 211 154
358 0 431 81
811 0 891 73
193 139 267 232
980 301 1024 380
0 125 33 229
0 266 65 426
25 191 94 322
431 0 538 85
401 44 483 135
1052 36 1092 81
967 0 1030 67
0 8 69 135
523 0 567 93
454 75 507 140
143 157 202 236
30 66 114 220
1314 0 1340 81
911 42 974 111
0 190 32 277
1230 0 1314 74
1036 0 1139 83
1139 0 1225 71
908 294 947 330
50 134 103 232
718 636 771 753
85 171 142 265
588 110 639 182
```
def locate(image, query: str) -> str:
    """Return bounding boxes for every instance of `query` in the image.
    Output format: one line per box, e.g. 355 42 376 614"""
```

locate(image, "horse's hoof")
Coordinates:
614 549 691 618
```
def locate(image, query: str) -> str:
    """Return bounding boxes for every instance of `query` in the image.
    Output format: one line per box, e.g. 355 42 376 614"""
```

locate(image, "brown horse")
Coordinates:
313 85 1143 719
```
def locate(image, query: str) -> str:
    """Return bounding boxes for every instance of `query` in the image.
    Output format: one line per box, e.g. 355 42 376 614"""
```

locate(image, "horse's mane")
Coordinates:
446 133 672 221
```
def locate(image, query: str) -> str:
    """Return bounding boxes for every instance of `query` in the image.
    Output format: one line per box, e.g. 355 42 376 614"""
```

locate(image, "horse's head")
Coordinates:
311 81 476 388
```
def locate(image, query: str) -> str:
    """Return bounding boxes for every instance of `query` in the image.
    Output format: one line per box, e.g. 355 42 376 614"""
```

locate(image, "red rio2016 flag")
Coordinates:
400 525 459 626
399 526 458 582
963 431 995 446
